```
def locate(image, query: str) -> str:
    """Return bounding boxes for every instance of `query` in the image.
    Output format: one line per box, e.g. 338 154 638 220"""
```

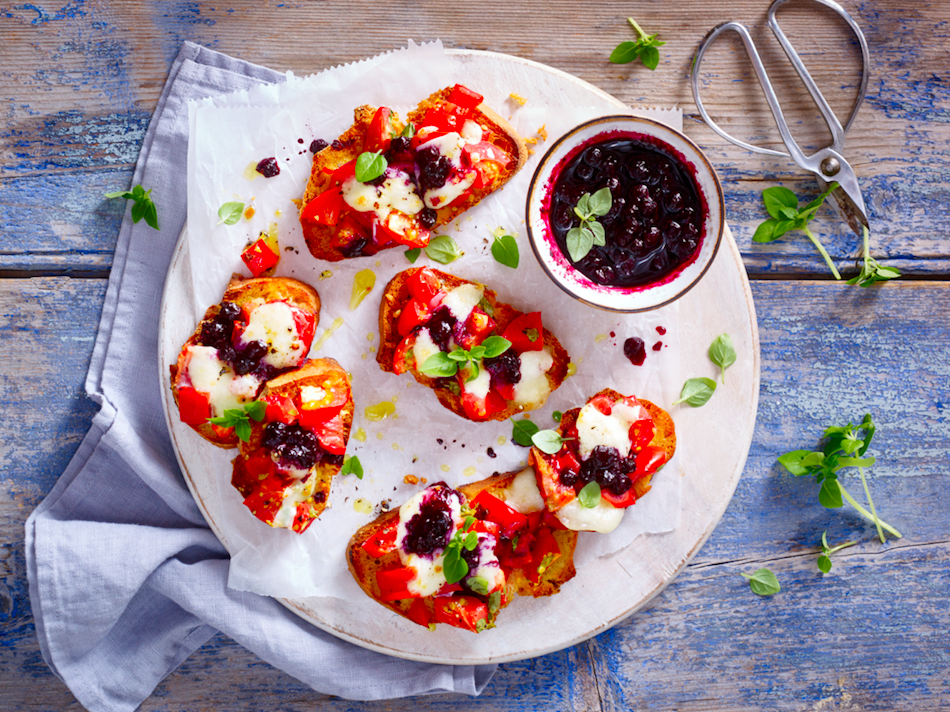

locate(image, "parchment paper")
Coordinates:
184 42 684 599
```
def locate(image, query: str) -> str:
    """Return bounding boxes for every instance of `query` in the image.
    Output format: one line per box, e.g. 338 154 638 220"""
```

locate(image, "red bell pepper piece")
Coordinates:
263 394 298 425
300 188 345 226
178 387 211 425
502 312 544 352
432 596 488 633
241 237 280 277
470 491 527 537
361 520 398 558
363 106 393 153
376 566 419 601
448 84 484 109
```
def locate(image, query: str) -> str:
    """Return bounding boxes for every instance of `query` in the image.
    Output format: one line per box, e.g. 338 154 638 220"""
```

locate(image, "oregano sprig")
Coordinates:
207 400 267 442
566 188 612 262
846 225 901 287
105 184 159 230
817 531 857 574
443 516 479 584
418 337 511 382
609 17 666 71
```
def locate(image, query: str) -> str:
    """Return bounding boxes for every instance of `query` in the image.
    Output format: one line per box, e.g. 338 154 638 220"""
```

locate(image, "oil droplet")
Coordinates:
392 442 400 451
497 436 506 446
320 270 333 280
391 395 399 403
595 333 608 343
364 401 396 421
369 346 376 353
361 353 367 360
275 209 282 218
441 464 450 472
375 260 381 267
355 428 367 442
463 466 477 478
566 362 577 377
477 456 484 464
376 432 385 440
350 269 376 310
243 205 256 220
353 498 373 514
313 317 344 351
243 160 259 180
367 332 375 341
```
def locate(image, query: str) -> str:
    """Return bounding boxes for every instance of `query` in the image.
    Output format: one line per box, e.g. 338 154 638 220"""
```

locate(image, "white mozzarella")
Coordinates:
185 345 257 416
411 328 439 370
395 487 464 597
269 476 315 529
512 347 554 407
555 497 625 533
502 467 545 514
462 366 491 400
576 405 632 460
238 301 306 369
441 284 484 323
341 170 424 221
424 171 476 209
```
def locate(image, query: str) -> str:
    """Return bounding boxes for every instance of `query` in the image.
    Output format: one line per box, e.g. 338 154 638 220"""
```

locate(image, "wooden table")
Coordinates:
4 1 948 709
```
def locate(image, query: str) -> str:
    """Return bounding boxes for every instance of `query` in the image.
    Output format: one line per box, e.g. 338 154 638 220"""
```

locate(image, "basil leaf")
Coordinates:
491 233 520 268
511 418 540 447
443 549 469 585
404 247 421 263
469 345 486 361
589 220 606 246
588 187 612 216
467 575 490 596
447 349 470 362
424 235 462 264
708 333 737 383
818 478 844 508
609 41 640 64
463 531 478 550
233 419 252 443
531 429 566 455
672 377 717 407
341 456 363 479
762 187 798 219
578 481 601 508
245 400 267 422
480 336 511 359
741 568 781 596
355 151 387 182
639 44 661 71
817 555 832 574
752 219 779 243
552 411 563 423
217 201 245 225
776 449 814 476
462 360 479 383
104 190 134 199
419 352 458 378
566 226 594 262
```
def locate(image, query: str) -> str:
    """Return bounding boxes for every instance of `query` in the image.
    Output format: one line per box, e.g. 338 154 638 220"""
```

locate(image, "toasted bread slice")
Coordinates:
377 267 570 422
231 358 354 533
300 85 528 262
347 469 578 631
169 275 321 448
531 389 676 516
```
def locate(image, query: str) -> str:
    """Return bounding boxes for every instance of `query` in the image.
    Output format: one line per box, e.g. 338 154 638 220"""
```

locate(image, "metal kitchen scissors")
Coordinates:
690 0 871 236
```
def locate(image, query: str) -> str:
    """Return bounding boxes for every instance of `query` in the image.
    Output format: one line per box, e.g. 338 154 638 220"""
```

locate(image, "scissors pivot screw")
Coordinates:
820 157 841 177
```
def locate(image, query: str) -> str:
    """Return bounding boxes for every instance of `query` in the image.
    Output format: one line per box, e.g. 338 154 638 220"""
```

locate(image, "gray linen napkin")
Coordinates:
24 42 495 712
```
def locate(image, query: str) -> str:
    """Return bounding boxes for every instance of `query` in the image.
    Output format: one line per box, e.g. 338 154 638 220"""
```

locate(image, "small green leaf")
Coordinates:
742 568 781 596
575 193 591 216
552 411 563 423
752 219 779 243
672 377 716 407
491 233 520 269
104 190 134 200
566 226 594 262
578 481 601 508
467 575 490 596
511 418 540 447
588 187 612 216
818 479 844 509
708 333 736 383
762 187 798 219
217 201 245 225
639 44 660 71
405 247 421 263
424 235 462 264
355 150 387 182
609 41 640 64
106 184 159 230
481 336 511 359
531 429 567 455
817 555 832 573
245 400 267 422
341 456 364 479
447 349 470 362
418 352 458 378
776 449 814 476
443 549 469 585
589 220 606 246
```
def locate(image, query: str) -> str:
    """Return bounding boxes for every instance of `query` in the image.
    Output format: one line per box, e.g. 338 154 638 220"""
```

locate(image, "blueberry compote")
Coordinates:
263 422 323 471
548 134 703 287
197 301 278 381
401 483 459 557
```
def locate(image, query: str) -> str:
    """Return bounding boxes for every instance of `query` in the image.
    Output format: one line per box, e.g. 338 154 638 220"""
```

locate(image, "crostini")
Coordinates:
377 266 570 422
347 469 577 632
169 275 320 447
231 358 354 533
299 84 528 262
530 389 676 533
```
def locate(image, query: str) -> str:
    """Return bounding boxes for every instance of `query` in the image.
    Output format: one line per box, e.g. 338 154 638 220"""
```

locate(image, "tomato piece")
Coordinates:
241 237 280 277
291 308 316 351
432 596 488 633
636 445 668 475
178 387 211 425
470 519 501 537
448 84 484 109
297 371 351 424
263 395 298 425
406 267 442 304
460 389 506 421
307 410 348 455
377 566 420 602
470 491 527 537
455 307 496 350
502 312 544 352
406 598 432 628
240 473 287 527
332 213 371 249
300 188 345 226
410 125 449 151
364 106 393 154
525 510 543 533
485 388 508 416
533 453 576 512
629 418 656 449
600 485 637 509
420 106 462 134
528 527 562 583
392 334 416 375
542 510 568 531
374 210 430 249
291 501 318 534
361 520 397 558
328 159 357 185
588 393 615 416
397 298 431 338
493 380 516 401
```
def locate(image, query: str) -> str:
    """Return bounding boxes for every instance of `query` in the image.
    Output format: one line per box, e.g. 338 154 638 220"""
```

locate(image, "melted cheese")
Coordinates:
513 347 555 407
460 120 483 143
411 328 439 370
341 170 424 220
501 467 545 514
462 366 491 400
441 283 484 323
185 345 259 416
417 131 479 209
238 302 306 369
555 497 625 533
270 475 316 529
395 487 463 597
424 170 476 209
575 400 648 460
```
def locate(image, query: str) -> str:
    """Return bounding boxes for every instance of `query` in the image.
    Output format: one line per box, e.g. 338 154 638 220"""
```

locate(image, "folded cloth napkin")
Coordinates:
24 42 495 712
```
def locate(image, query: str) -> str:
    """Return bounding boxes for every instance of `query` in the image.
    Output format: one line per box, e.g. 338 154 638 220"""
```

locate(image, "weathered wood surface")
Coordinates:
3 0 950 710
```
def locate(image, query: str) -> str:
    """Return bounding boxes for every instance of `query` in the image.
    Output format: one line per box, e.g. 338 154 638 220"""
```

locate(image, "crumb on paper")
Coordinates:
537 124 548 141
508 92 527 106
404 474 419 485
291 198 302 209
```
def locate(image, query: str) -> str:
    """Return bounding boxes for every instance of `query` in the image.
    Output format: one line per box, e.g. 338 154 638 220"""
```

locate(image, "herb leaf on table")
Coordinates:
491 228 520 269
610 17 665 71
217 201 245 225
672 377 716 407
847 226 901 287
741 568 781 596
708 333 736 383
105 184 160 230
817 531 857 573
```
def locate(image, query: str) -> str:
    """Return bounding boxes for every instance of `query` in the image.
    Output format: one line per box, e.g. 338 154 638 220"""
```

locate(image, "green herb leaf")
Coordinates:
206 400 266 442
846 225 901 287
355 150 388 182
405 247 421 263
443 549 469 584
467 575 490 596
480 336 511 359
817 555 832 574
672 377 716 407
107 184 160 230
217 201 245 225
776 449 814 477
742 568 781 596
752 219 779 243
818 479 844 508
708 333 737 383
762 186 798 219
609 41 641 64
511 418 540 447
639 44 661 71
552 411 563 423
488 590 502 614
245 400 267 422
531 429 568 455
588 187 612 216
341 455 364 479
578 481 601 508
566 225 595 262
424 235 462 264
609 17 665 71
491 232 520 269
418 352 458 378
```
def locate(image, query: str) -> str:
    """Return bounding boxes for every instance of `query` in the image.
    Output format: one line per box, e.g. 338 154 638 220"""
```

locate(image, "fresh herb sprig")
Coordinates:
672 377 716 407
753 183 840 279
443 517 479 584
491 227 520 268
105 184 159 230
341 455 364 479
207 400 267 442
777 413 902 543
741 568 781 596
817 531 857 573
530 429 571 455
511 417 540 447
847 225 901 287
217 201 244 225
567 188 612 262
708 333 736 383
609 17 665 71
355 150 387 183
418 336 511 382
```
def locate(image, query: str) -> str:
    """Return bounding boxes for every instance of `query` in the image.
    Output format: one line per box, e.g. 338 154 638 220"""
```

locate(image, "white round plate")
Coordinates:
159 49 759 664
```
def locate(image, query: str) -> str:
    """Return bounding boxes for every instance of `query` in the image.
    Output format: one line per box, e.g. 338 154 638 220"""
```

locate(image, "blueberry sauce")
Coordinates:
256 157 280 178
309 139 328 153
263 422 323 470
623 336 646 366
402 484 458 557
197 301 278 381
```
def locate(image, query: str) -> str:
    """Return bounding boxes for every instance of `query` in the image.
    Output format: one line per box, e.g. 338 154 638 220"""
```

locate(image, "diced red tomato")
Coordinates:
460 388 508 421
493 380 516 401
291 501 318 534
291 308 316 350
470 519 501 538
533 453 577 512
241 237 280 277
332 213 371 248
178 387 211 425
421 106 462 134
376 566 419 602
263 395 297 425
448 84 484 110
455 307 496 350
470 491 527 537
588 393 616 416
435 581 464 597
502 312 544 352
600 485 637 509
528 527 561 583
553 448 581 475
374 210 429 249
542 510 569 531
327 159 357 185
296 371 351 425
406 598 432 628
392 335 416 375
240 474 287 527
486 388 507 415
525 510 543 533
244 449 277 478
300 188 345 226
432 596 488 633
636 445 668 475
308 410 348 455
397 298 431 338
364 106 393 153
361 520 397 558
406 267 442 304
629 417 656 449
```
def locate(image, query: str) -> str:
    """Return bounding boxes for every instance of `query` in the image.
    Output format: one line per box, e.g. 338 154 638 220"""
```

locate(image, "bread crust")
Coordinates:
300 86 528 262
376 267 570 422
169 275 321 448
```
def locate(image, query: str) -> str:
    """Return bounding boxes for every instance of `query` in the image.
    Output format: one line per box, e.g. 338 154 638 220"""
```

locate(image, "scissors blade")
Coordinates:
809 149 870 237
